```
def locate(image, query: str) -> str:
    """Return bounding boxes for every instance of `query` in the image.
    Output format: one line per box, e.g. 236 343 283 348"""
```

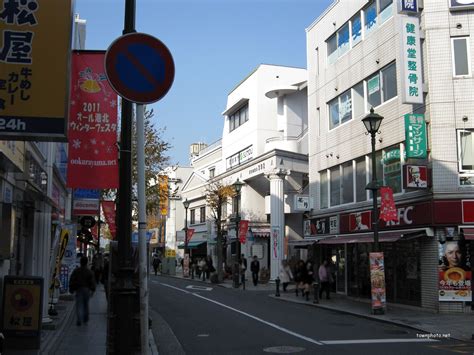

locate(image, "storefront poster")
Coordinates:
438 239 471 301
183 253 190 278
369 252 387 310
101 200 116 239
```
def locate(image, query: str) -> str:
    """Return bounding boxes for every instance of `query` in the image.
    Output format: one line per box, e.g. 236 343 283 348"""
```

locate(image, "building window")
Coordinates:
190 209 196 225
200 206 206 223
229 104 249 132
382 145 402 194
330 166 341 207
365 1 377 36
209 167 215 178
320 170 328 209
458 130 474 172
328 89 352 129
367 62 397 109
351 13 362 46
352 82 365 119
342 161 354 204
379 0 393 24
355 156 367 202
452 37 471 77
327 34 338 64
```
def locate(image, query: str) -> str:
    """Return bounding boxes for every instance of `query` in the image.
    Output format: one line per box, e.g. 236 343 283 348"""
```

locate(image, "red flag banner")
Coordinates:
379 186 397 222
239 220 249 244
67 51 119 189
101 200 116 239
186 228 195 243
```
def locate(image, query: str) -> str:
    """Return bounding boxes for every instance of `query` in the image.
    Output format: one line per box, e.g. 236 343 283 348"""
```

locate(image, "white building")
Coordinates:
306 0 474 312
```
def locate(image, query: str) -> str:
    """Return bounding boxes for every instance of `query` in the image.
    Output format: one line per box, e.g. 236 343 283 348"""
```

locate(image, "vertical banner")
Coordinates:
438 240 471 301
405 114 427 158
0 0 72 140
186 228 195 243
379 187 397 222
238 220 249 244
399 16 423 104
271 226 280 260
369 252 387 312
101 200 116 239
67 51 119 189
158 175 169 216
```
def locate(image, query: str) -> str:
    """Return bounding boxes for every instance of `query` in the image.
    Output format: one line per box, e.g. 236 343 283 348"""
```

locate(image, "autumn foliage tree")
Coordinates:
206 181 236 282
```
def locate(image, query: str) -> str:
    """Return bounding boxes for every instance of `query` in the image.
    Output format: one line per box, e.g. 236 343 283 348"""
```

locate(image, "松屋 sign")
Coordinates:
0 0 72 140
399 16 423 104
405 114 427 158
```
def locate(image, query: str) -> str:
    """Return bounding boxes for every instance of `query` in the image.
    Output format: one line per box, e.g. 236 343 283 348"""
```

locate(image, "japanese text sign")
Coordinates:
0 0 72 140
399 16 423 104
405 114 427 158
398 0 418 14
159 175 168 216
67 51 119 189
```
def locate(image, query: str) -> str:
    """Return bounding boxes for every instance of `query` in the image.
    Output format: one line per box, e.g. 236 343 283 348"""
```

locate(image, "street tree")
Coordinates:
206 181 236 282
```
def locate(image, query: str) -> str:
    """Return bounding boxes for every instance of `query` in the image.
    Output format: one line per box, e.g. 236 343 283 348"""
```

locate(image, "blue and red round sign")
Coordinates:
105 33 175 104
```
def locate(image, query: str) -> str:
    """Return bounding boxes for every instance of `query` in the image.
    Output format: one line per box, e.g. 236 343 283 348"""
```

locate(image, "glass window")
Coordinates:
353 82 365 119
367 73 381 108
338 23 350 57
320 170 328 209
452 37 471 77
229 104 249 132
365 2 377 36
209 168 215 178
329 98 339 130
200 206 206 223
330 166 341 206
351 14 362 46
342 161 354 204
340 90 352 124
459 130 474 171
190 209 196 225
383 146 402 193
379 0 393 24
356 157 367 202
327 34 338 63
382 62 397 102
369 150 384 186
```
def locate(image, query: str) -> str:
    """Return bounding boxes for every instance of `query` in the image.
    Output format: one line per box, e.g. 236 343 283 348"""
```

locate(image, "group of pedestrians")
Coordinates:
190 255 215 281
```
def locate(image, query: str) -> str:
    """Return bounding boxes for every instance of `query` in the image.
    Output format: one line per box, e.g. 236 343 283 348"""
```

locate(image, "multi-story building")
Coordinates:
306 0 473 312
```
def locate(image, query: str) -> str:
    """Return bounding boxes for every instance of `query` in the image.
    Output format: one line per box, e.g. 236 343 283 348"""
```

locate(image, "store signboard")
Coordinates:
226 146 253 170
405 114 427 158
438 240 471 301
398 0 418 13
449 0 474 11
400 16 423 104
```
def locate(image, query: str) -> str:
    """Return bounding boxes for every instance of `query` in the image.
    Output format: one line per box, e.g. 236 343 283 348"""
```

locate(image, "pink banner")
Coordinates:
67 51 118 189
101 201 116 240
239 220 249 244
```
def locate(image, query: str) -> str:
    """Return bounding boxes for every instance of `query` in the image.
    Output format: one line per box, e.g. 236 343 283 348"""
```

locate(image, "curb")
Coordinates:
269 295 473 343
149 329 159 354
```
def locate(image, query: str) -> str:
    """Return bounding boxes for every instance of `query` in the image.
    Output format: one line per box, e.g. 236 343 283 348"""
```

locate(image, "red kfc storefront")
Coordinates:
308 199 473 312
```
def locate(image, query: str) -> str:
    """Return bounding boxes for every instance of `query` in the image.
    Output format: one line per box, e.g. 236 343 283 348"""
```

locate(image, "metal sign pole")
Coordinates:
137 104 150 354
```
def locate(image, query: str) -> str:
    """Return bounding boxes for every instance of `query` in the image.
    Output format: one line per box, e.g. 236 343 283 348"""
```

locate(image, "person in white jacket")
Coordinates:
279 260 293 292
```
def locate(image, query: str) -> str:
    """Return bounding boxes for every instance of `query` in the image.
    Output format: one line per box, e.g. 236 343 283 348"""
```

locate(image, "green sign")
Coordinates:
405 114 427 158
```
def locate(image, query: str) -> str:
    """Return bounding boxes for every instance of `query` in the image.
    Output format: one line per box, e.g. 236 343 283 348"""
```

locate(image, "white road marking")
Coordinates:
156 282 439 347
192 292 323 346
321 338 438 345
186 285 213 291
197 334 210 337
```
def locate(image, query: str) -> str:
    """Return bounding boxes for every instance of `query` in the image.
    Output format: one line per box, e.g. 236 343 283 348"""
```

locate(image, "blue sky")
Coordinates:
75 0 333 166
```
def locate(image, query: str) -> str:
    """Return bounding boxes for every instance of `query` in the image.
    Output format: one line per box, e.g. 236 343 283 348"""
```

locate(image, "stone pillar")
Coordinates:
266 168 289 280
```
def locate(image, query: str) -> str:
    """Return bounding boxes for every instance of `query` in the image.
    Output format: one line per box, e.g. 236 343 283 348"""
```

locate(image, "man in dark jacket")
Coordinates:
250 255 260 286
69 256 96 326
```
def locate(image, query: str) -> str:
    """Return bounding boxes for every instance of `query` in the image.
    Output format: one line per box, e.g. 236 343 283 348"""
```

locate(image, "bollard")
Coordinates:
275 277 281 297
313 282 319 304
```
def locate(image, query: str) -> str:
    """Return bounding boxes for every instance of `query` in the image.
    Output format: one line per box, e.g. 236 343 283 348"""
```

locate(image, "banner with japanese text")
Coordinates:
405 114 427 158
101 200 116 240
158 175 169 216
0 0 72 140
67 51 119 188
379 187 397 222
238 220 249 244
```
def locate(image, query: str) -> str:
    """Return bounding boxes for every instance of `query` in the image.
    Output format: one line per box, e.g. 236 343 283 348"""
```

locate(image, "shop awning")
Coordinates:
250 228 270 238
177 241 206 249
289 236 335 247
462 228 474 240
318 228 433 245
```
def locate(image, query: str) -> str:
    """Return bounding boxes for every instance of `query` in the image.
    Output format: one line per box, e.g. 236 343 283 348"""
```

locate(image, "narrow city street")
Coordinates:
149 276 472 355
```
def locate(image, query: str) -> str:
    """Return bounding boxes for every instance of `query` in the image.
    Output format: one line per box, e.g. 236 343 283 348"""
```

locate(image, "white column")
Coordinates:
266 168 289 280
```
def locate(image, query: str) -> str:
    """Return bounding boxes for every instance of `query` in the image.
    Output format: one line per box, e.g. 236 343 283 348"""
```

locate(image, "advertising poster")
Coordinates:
67 51 119 189
101 200 116 239
350 211 371 232
238 220 249 244
183 253 190 278
369 252 387 311
438 239 472 301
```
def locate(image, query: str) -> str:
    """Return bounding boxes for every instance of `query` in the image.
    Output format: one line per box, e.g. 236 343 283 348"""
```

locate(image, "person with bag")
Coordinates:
279 260 293 292
69 256 96 326
318 260 331 300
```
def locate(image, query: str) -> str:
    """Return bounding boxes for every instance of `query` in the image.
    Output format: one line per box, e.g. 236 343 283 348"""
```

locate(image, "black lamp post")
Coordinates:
232 179 244 288
183 198 190 257
362 108 384 252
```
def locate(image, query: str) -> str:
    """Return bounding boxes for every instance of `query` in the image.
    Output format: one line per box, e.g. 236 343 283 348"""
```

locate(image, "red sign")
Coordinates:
186 228 195 243
462 200 474 224
239 220 249 244
67 51 119 189
349 211 371 232
105 33 175 104
404 165 428 188
379 187 397 222
101 201 116 239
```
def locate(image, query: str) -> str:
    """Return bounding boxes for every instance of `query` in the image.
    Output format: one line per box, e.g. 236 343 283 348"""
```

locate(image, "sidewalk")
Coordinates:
166 272 474 342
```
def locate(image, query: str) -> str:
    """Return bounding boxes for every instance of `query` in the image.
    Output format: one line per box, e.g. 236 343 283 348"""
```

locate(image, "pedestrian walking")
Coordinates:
239 255 247 289
318 260 331 300
250 255 260 286
198 258 207 281
69 256 96 326
152 254 161 275
279 260 293 292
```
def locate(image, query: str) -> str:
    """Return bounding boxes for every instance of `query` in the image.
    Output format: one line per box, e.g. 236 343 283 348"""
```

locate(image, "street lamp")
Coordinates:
232 179 244 288
362 108 384 251
183 198 190 256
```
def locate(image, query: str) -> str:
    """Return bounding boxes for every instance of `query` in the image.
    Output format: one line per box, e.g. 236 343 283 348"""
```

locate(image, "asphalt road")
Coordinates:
149 275 473 355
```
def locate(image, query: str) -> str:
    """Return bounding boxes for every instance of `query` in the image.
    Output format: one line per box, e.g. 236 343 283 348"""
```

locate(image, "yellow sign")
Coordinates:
0 0 72 140
0 140 24 172
158 175 169 216
165 249 176 258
